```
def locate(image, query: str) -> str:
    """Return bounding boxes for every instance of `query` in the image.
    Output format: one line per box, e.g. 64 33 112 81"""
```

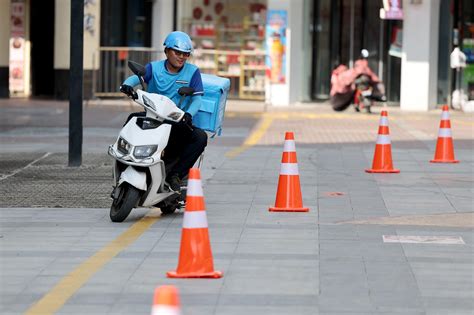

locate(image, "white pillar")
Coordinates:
152 0 174 51
54 0 70 69
267 0 304 106
84 0 101 71
400 0 440 111
288 0 305 104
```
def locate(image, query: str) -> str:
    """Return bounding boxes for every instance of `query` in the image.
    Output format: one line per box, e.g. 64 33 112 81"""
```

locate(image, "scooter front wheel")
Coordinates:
110 183 141 222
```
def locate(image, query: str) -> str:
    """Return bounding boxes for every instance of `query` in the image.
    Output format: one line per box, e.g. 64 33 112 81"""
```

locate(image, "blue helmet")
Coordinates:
163 31 193 53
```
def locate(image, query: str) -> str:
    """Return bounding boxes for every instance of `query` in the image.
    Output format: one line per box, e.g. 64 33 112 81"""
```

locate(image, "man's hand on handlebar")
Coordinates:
120 84 138 100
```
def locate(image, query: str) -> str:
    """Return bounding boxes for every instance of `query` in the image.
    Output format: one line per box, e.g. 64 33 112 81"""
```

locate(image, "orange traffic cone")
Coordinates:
430 105 459 163
167 168 223 279
269 132 309 212
151 285 181 315
365 110 400 173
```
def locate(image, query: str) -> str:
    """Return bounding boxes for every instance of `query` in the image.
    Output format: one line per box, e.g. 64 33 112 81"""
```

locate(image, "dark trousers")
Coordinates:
164 123 208 179
125 112 207 179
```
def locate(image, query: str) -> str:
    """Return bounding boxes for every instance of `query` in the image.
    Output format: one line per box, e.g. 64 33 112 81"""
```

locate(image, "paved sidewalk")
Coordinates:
0 100 473 314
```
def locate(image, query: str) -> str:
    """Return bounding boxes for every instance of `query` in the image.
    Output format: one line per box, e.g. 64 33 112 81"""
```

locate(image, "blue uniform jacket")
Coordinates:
123 60 204 117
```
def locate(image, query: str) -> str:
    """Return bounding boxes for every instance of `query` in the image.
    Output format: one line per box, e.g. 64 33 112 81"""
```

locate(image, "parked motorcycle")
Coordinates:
330 49 386 113
353 74 375 113
107 60 195 222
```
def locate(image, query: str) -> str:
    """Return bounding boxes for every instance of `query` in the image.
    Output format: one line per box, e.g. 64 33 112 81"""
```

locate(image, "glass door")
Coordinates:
311 0 339 99
311 0 402 103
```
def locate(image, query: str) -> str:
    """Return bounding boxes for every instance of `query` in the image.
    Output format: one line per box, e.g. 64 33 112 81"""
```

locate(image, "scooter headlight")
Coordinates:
142 95 156 110
117 137 130 154
133 145 158 158
167 111 182 120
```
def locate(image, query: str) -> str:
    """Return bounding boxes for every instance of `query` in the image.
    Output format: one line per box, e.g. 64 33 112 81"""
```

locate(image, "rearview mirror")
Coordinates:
128 60 146 77
178 87 195 96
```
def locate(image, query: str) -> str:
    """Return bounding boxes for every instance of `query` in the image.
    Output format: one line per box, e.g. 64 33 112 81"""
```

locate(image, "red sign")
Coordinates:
10 0 26 93
10 0 25 37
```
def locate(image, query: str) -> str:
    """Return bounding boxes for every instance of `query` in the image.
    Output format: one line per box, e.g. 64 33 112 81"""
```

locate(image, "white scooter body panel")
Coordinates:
119 166 147 191
119 117 172 150
136 90 184 122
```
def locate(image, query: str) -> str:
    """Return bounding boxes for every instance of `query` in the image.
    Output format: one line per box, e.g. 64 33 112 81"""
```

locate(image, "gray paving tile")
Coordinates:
215 306 318 315
422 297 474 312
55 304 113 314
318 293 374 313
1 112 473 315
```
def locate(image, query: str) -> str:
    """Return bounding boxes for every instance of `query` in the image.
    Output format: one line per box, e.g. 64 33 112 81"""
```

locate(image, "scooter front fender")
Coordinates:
119 166 147 191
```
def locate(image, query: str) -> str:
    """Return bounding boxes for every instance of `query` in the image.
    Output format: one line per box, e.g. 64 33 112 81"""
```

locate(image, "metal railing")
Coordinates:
93 47 162 98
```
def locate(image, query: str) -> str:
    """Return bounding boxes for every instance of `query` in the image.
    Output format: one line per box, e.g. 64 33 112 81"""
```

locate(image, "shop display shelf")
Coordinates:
242 65 266 71
217 72 240 77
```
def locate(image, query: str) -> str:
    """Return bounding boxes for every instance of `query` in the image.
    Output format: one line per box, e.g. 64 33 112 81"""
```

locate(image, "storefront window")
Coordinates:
100 0 152 47
312 0 332 99
180 0 267 99
437 0 452 105
384 20 402 103
461 0 474 100
441 0 474 106
311 0 402 103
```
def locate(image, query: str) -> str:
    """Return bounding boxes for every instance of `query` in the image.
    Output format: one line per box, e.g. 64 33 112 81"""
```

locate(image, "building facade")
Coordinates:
0 0 472 111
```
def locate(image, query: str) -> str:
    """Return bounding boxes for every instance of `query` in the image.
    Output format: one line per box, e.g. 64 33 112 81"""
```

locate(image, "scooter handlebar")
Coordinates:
120 84 138 100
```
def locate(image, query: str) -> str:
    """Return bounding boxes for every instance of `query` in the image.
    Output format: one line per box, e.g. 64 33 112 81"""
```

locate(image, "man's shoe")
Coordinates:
167 174 181 193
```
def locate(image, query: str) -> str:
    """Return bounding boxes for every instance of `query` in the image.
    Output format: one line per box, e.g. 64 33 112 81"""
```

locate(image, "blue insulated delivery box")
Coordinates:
194 73 230 135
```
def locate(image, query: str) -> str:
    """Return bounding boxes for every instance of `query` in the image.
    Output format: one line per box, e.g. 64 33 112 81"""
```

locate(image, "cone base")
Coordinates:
430 159 459 163
365 168 400 173
269 206 309 212
166 270 223 279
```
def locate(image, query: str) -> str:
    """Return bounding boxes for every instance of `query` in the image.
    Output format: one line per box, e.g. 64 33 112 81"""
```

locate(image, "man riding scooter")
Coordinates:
120 31 207 193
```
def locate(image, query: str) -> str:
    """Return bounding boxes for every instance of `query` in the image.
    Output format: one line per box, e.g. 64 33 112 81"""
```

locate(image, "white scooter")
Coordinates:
108 61 194 222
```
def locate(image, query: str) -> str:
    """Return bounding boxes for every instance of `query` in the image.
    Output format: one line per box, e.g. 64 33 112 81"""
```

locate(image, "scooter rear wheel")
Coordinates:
110 183 141 222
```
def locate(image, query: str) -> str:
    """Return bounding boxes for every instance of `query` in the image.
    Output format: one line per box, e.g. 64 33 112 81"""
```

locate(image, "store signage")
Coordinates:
380 0 403 20
265 10 287 84
9 0 26 93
